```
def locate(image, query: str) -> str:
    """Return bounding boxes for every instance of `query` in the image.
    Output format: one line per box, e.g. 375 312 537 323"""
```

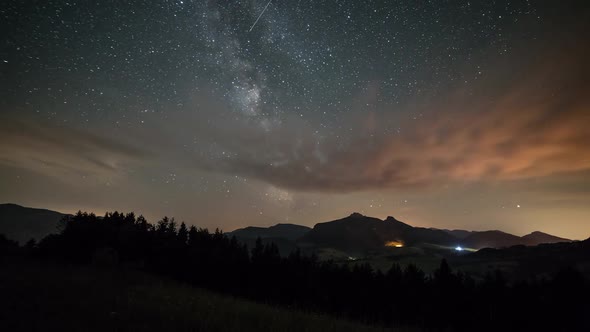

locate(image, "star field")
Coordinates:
1 0 589 238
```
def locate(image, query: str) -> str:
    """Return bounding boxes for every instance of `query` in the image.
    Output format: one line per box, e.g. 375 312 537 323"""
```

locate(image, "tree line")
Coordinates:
1 211 587 331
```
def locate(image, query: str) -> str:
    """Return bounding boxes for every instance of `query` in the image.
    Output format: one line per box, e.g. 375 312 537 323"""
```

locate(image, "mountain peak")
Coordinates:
0 203 25 208
527 231 548 236
521 231 570 245
385 216 401 222
349 212 365 218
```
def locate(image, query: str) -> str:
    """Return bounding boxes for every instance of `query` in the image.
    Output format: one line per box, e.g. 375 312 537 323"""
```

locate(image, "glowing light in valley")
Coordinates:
455 246 463 251
385 241 404 248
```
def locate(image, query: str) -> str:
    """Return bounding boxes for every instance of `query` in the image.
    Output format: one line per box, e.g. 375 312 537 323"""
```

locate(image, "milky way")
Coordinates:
1 1 589 238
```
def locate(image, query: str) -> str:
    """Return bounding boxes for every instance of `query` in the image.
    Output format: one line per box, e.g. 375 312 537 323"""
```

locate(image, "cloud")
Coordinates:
3 18 587 195
180 36 590 193
0 118 147 181
3 46 586 194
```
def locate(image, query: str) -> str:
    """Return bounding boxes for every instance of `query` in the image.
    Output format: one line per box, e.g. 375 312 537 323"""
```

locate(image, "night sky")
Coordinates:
1 1 589 239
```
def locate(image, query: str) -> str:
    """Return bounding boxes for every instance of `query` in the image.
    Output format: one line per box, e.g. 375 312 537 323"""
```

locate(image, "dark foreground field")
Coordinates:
0 261 409 332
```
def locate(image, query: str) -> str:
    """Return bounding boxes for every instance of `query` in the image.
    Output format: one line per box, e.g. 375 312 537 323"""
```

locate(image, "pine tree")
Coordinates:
177 222 189 245
188 225 199 247
251 237 264 263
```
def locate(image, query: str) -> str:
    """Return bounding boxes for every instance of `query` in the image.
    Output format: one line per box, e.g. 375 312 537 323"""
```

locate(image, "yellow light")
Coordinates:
385 241 403 248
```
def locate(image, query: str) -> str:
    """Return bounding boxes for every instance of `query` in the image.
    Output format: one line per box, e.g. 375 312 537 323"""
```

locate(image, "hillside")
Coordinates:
2 210 587 331
0 261 402 332
0 204 67 244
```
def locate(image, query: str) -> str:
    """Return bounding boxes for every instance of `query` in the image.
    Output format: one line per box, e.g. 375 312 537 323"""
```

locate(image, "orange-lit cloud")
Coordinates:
193 38 590 192
2 29 588 195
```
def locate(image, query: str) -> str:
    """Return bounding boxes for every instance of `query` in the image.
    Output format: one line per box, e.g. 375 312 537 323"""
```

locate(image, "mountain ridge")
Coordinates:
299 212 573 251
228 223 311 242
0 203 68 244
0 204 574 251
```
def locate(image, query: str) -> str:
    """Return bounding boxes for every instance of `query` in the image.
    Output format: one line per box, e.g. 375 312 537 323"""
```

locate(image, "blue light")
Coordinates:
455 246 463 251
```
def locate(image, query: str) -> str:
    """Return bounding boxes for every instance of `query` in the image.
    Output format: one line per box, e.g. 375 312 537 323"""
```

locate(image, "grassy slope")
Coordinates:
0 261 410 332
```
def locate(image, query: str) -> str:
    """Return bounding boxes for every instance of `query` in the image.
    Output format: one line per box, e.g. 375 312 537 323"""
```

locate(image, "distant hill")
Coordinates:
298 212 457 253
521 231 570 246
457 237 590 280
461 230 524 249
228 223 311 241
0 203 67 244
434 229 572 250
439 229 474 239
455 230 571 250
227 223 311 256
298 213 390 253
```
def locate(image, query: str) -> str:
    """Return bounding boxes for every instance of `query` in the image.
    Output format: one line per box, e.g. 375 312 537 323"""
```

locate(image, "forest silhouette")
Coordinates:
2 211 587 331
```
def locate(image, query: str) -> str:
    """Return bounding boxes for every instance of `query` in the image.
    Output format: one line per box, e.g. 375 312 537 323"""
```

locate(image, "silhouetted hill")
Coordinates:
228 223 311 241
298 213 387 252
461 230 523 249
521 231 570 246
0 203 67 244
299 213 573 253
457 230 572 250
459 237 590 279
227 223 311 256
298 213 456 253
439 229 474 239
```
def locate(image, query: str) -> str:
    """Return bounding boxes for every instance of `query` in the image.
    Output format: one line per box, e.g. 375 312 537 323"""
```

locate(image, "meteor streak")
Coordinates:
249 0 273 32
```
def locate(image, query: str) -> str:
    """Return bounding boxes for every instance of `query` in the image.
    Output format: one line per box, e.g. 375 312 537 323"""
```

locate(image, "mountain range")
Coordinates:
0 204 572 251
234 212 571 252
